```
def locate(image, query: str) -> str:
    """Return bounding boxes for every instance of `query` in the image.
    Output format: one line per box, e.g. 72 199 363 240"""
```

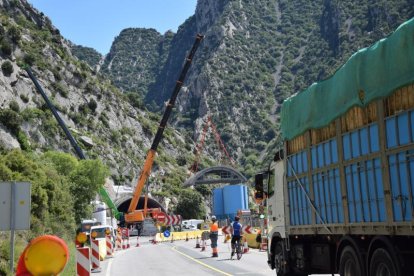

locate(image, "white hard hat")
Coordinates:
211 215 217 220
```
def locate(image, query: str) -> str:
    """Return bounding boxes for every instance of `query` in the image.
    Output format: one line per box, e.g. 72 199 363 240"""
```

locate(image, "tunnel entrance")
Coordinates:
116 196 166 214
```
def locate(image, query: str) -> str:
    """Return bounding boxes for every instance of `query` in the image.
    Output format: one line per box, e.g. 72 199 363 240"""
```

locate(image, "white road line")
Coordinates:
172 246 232 276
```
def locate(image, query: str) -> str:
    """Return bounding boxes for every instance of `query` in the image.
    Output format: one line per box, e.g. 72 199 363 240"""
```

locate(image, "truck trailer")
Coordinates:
258 18 414 276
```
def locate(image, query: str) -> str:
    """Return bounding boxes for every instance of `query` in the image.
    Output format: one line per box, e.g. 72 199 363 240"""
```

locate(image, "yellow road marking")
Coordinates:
171 246 232 276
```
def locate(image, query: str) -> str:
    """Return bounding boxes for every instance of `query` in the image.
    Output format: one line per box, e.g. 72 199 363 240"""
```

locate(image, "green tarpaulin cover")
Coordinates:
281 17 414 141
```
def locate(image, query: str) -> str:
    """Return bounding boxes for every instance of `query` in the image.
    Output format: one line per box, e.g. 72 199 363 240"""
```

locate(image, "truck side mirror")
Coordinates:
255 173 264 200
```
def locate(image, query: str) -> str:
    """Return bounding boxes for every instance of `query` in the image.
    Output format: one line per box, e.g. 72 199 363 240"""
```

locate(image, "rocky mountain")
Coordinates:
70 44 102 70
80 0 414 175
101 28 174 99
0 0 197 196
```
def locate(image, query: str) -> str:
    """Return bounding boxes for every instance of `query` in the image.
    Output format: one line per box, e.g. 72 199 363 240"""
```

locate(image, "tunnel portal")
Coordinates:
116 196 166 214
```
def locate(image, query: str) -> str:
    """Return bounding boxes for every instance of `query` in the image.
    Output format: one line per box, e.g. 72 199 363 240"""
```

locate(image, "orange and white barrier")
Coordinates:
116 230 122 250
136 236 140 247
122 228 130 249
195 236 200 248
91 239 101 272
243 237 249 254
260 237 268 251
106 235 114 257
201 238 206 251
76 247 91 276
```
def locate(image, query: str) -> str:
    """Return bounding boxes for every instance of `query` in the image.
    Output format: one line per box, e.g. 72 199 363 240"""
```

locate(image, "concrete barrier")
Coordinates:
152 228 261 249
155 230 207 242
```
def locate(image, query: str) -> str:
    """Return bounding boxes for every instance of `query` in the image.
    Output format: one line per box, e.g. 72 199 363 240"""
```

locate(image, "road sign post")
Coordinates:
0 181 31 273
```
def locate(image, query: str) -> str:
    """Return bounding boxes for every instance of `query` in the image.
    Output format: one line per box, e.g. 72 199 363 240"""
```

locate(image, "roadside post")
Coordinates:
0 181 31 273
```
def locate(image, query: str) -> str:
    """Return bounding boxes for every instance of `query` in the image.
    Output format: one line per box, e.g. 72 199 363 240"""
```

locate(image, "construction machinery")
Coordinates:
26 33 203 227
189 115 235 173
25 67 124 223
124 34 204 224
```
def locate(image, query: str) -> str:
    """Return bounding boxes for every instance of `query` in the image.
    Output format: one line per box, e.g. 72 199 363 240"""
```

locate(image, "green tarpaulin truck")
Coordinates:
256 17 414 276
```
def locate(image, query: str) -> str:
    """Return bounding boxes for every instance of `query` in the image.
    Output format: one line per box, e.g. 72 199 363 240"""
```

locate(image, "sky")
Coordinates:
27 0 197 55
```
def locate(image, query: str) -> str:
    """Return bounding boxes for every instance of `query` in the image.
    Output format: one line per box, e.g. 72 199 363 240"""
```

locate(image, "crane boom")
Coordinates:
25 67 123 221
125 34 204 222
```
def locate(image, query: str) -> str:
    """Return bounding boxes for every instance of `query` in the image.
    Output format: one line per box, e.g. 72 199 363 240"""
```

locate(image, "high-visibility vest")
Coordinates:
210 222 218 233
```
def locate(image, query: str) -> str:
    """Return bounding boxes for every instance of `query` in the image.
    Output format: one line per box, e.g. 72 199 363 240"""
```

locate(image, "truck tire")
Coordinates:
274 241 291 276
369 248 400 276
339 246 363 276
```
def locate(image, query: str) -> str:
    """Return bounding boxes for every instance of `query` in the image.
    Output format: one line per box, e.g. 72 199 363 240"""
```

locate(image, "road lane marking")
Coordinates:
105 249 128 276
105 258 112 276
171 246 232 276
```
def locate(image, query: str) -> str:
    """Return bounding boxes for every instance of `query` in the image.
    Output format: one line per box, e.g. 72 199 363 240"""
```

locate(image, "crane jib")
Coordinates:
127 34 204 218
150 34 204 151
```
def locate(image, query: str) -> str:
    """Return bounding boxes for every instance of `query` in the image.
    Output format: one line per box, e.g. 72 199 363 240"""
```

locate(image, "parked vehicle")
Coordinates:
182 219 203 230
256 18 414 276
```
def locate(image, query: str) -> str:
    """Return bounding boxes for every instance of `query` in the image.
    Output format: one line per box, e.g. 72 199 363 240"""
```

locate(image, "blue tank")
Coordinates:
223 184 249 220
212 188 224 219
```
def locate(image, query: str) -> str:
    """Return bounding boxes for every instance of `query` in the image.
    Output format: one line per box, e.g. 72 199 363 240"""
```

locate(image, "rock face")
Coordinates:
0 0 192 188
79 0 414 167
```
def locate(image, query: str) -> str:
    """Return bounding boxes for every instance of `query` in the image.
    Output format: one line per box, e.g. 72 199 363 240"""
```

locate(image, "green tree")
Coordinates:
69 159 109 223
0 108 22 134
175 189 206 219
1 60 13 76
195 184 211 198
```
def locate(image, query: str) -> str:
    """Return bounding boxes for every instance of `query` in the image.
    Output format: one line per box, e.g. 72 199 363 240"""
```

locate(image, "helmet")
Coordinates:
234 216 240 221
211 215 217 221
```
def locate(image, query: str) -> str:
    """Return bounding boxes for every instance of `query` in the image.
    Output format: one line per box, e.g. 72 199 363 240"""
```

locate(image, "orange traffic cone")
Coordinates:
243 237 249 254
195 236 201 248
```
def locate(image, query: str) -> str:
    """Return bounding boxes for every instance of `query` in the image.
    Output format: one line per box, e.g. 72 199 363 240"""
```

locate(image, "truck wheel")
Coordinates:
369 248 400 276
274 241 292 276
339 246 363 276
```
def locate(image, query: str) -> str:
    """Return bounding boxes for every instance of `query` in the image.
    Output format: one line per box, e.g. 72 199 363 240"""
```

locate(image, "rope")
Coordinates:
287 158 332 234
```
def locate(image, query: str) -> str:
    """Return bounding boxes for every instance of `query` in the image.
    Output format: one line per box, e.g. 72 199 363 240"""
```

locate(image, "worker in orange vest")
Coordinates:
210 215 219 257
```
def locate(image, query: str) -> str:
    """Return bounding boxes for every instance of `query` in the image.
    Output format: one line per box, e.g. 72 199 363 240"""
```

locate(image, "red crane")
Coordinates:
190 115 235 173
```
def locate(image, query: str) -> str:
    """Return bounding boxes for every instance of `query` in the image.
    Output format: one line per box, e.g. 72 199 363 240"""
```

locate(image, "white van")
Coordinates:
182 219 203 229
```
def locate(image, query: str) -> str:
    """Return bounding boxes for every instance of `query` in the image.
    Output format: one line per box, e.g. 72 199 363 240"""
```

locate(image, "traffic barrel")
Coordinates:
91 238 101 272
76 247 91 276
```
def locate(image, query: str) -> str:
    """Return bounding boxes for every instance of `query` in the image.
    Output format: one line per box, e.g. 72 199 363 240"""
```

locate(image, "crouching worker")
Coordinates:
210 215 219 257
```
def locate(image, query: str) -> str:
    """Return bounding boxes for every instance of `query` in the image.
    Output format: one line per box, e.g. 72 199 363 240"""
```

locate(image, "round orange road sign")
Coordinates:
76 232 88 244
23 235 69 275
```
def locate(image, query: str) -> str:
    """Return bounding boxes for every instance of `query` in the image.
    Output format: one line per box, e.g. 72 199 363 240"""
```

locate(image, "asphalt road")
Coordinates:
93 236 338 276
95 236 273 276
